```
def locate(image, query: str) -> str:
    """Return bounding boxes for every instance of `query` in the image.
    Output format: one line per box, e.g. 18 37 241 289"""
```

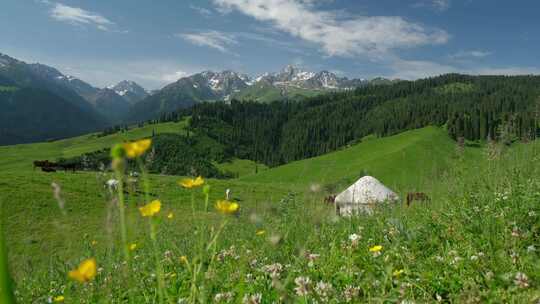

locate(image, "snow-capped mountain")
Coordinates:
248 65 371 90
126 64 395 121
109 80 149 104
198 70 249 95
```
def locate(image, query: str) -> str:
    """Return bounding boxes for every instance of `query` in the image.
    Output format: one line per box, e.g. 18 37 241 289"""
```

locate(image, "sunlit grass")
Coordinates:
0 131 538 302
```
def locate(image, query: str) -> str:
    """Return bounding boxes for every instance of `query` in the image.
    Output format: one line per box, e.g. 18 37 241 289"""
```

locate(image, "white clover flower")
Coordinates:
342 285 360 302
294 276 311 296
242 293 262 304
514 272 529 289
315 281 334 301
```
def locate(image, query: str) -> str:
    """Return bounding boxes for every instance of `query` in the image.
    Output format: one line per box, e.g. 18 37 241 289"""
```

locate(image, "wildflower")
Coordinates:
528 211 536 217
527 245 536 253
294 276 311 296
122 139 152 159
511 227 520 238
139 200 161 217
349 233 361 242
342 285 360 302
369 245 383 252
215 200 239 214
315 281 333 301
179 176 204 188
514 272 529 289
305 252 320 267
256 229 266 236
393 269 405 277
129 243 137 251
369 245 383 257
214 292 234 303
262 263 283 279
91 240 98 246
180 256 188 264
68 258 97 283
53 295 65 302
242 293 262 304
167 212 174 219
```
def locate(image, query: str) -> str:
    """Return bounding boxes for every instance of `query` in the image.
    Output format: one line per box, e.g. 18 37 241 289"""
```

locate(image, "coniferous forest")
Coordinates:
186 74 540 166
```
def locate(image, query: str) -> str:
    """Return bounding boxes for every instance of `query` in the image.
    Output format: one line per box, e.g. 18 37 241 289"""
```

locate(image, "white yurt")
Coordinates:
335 176 399 216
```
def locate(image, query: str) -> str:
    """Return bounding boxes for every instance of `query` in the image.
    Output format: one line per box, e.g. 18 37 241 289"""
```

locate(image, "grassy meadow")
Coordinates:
0 124 539 303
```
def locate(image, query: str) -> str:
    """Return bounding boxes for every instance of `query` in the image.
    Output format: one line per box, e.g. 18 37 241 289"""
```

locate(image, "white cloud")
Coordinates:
450 50 492 59
432 0 451 11
190 5 214 17
471 67 540 76
388 59 457 79
213 0 449 57
413 0 451 12
50 3 115 31
160 70 189 83
387 58 540 80
177 30 238 53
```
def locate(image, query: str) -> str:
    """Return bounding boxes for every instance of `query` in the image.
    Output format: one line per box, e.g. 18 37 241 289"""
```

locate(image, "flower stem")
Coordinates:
0 201 15 304
191 192 195 216
138 158 168 303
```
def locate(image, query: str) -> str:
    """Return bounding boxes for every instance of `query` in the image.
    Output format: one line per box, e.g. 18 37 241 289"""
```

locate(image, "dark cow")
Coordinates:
406 192 430 206
58 163 77 172
33 160 63 172
33 160 51 170
41 166 57 173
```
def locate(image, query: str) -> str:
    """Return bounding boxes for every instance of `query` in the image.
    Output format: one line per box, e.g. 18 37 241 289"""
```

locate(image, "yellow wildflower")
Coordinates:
167 212 174 219
215 200 240 214
256 229 266 236
68 258 97 283
90 240 98 246
139 200 161 217
179 256 188 264
393 269 405 277
369 245 383 252
129 243 137 251
178 176 204 188
122 139 152 159
53 295 65 302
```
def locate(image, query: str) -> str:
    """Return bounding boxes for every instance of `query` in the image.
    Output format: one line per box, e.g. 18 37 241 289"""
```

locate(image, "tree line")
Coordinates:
184 74 540 166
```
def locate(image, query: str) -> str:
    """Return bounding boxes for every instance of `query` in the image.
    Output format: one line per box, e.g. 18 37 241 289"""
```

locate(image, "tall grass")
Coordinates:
2 139 539 303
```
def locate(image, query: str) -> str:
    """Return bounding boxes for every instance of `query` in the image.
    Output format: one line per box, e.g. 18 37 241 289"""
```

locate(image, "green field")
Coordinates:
0 120 188 172
1 124 539 303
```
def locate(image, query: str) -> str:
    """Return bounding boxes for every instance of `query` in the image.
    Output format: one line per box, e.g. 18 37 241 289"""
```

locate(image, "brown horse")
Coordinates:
406 192 430 206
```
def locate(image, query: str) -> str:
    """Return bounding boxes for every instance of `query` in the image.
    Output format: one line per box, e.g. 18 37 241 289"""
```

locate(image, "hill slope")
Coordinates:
0 120 188 172
242 127 483 192
0 87 104 145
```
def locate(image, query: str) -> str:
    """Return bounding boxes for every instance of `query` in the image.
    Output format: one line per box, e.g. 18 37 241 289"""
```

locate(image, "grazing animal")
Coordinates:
406 192 430 206
33 160 52 170
59 163 77 172
41 166 56 173
324 195 336 204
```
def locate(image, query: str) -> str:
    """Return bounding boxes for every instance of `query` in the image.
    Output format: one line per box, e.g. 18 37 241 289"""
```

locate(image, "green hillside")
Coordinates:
1 124 538 302
0 120 188 172
242 126 483 192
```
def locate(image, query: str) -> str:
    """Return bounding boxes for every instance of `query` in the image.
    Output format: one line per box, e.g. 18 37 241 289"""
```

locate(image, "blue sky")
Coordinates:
1 0 539 89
